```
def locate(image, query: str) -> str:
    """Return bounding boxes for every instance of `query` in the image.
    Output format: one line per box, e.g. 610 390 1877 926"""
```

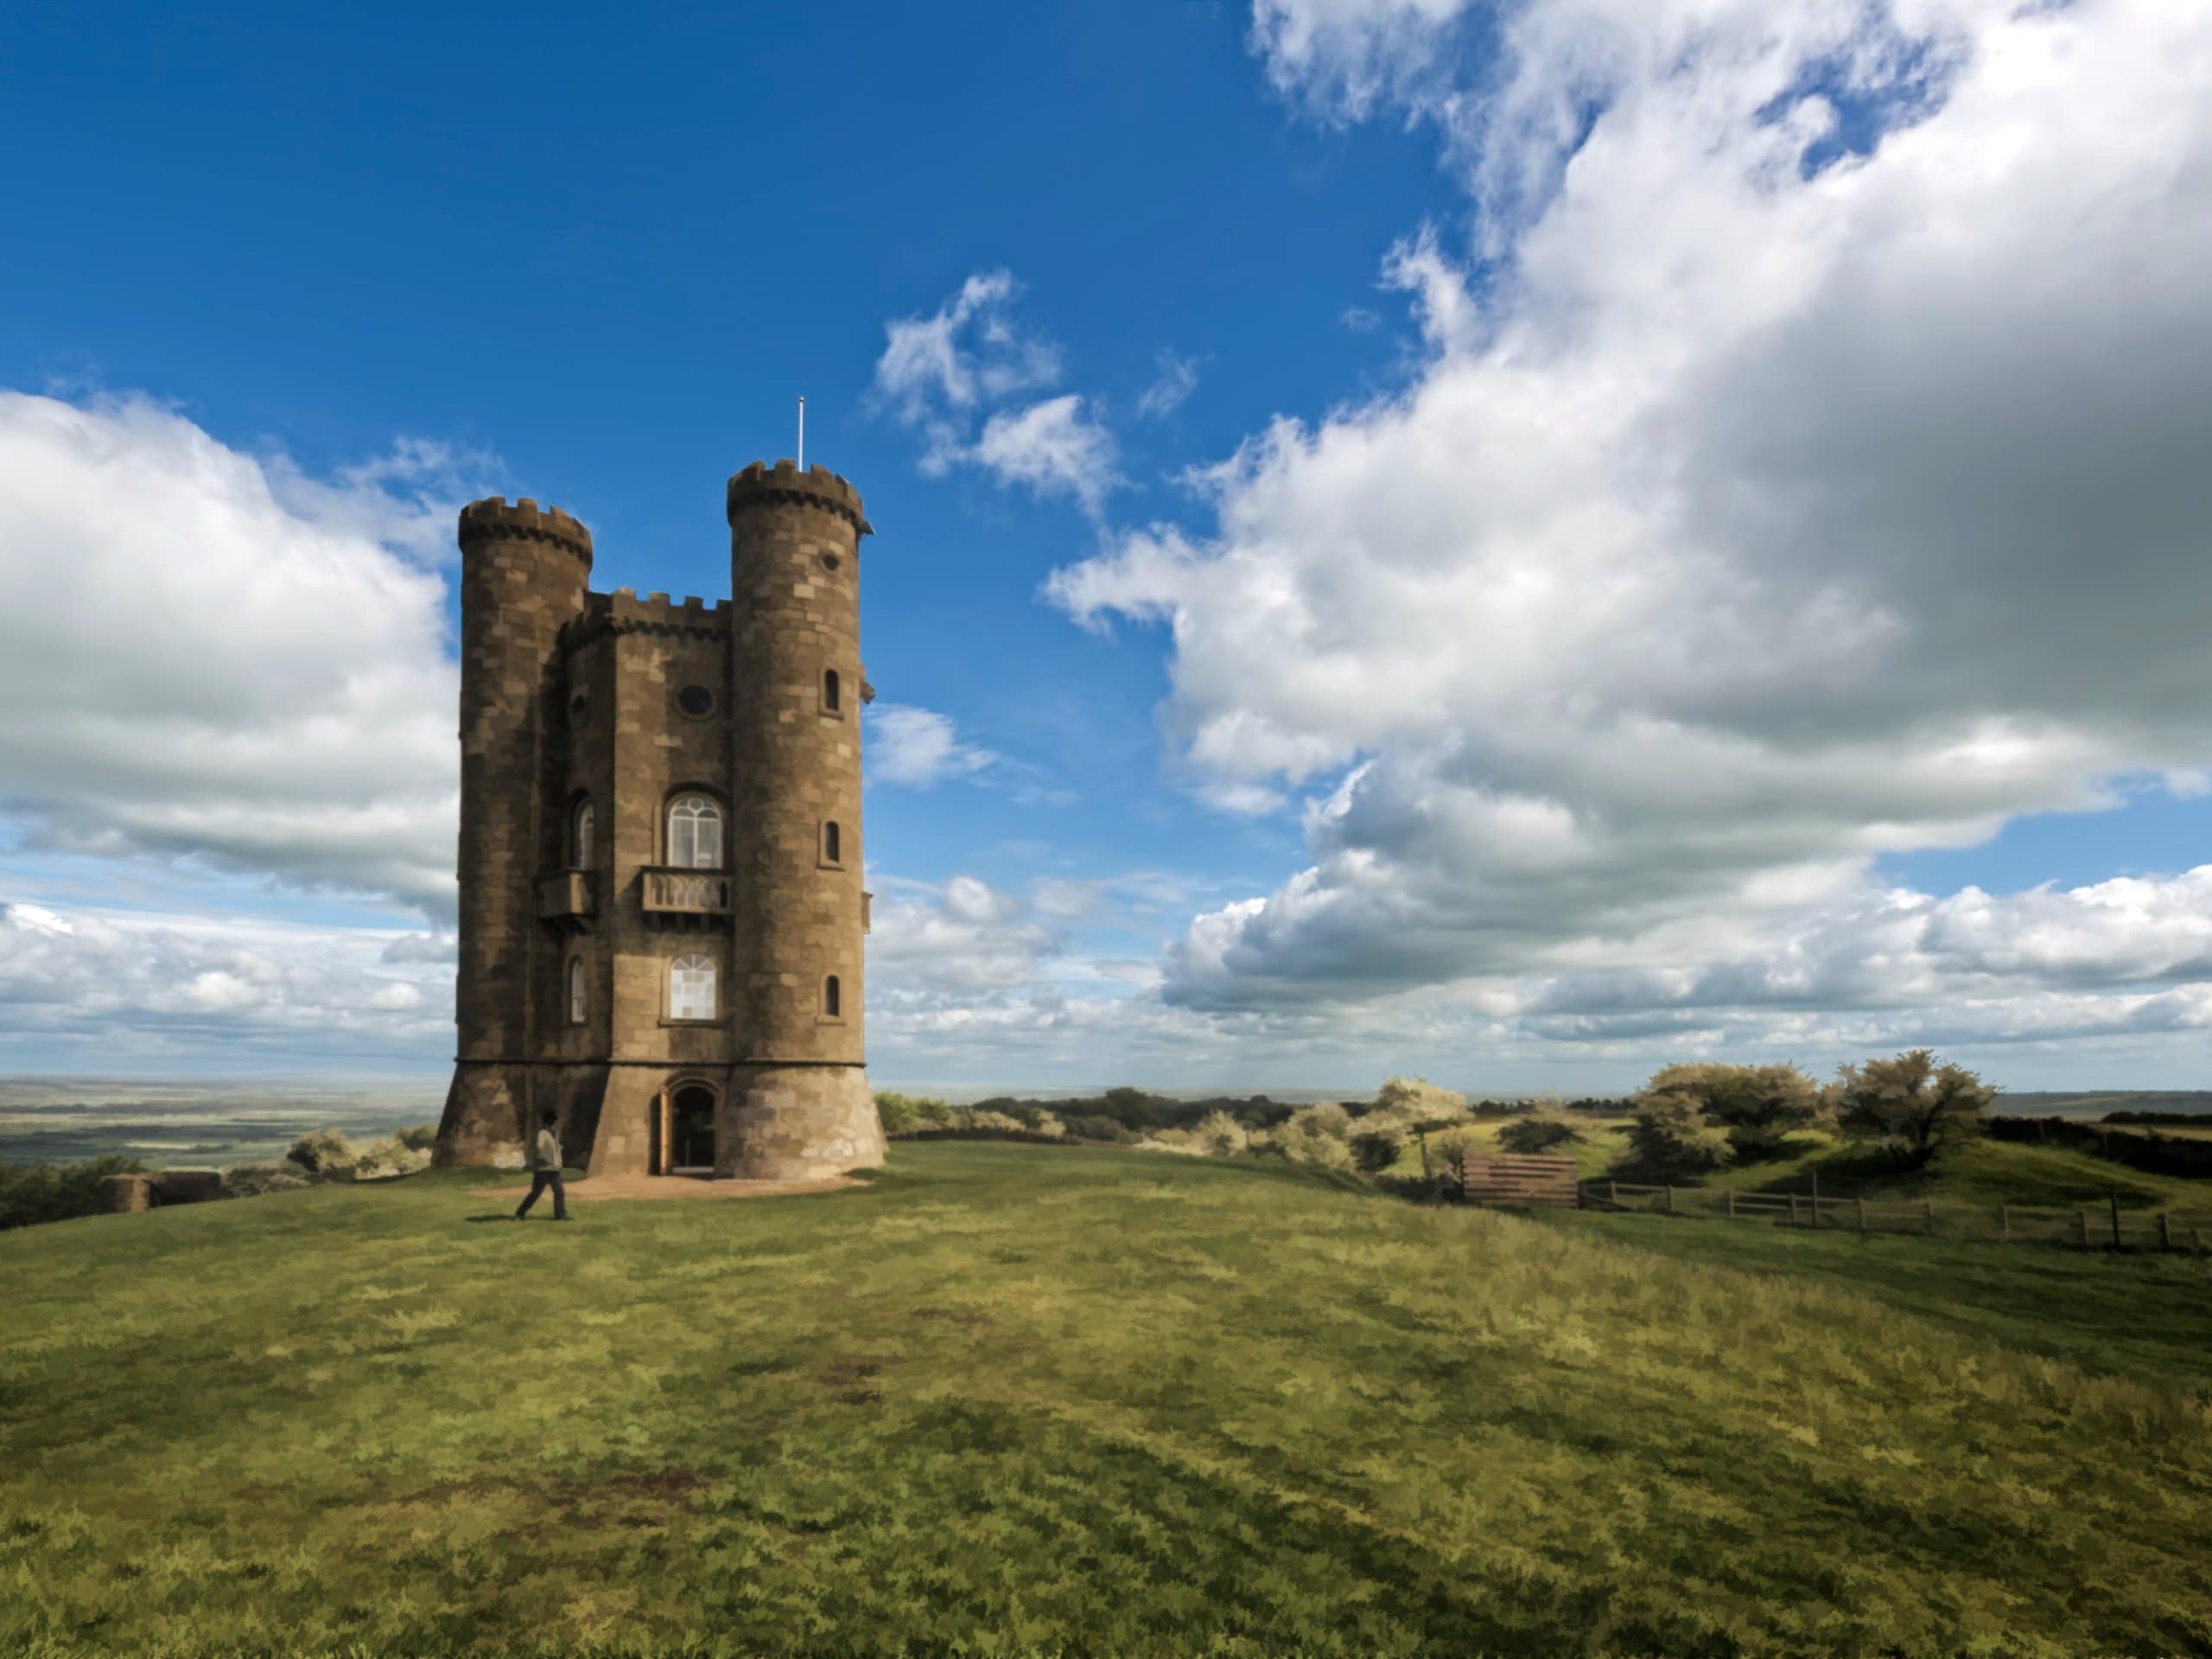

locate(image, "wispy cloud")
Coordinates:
1135 351 1199 420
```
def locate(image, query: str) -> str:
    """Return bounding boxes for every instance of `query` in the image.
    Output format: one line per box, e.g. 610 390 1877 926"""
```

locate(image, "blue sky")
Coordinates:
3 0 2210 1092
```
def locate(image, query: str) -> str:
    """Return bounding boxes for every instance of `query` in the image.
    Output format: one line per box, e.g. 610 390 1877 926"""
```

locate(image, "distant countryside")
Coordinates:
6 1060 2212 1656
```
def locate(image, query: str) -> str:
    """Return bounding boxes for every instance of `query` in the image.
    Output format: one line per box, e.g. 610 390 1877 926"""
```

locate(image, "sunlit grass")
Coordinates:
3 1143 2209 1656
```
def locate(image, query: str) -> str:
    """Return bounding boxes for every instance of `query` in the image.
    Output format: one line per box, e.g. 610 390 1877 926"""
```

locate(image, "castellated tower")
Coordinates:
433 464 887 1182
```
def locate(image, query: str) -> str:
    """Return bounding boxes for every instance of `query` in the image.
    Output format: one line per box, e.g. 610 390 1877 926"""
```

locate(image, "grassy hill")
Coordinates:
1688 1129 2212 1211
4 1143 2211 1657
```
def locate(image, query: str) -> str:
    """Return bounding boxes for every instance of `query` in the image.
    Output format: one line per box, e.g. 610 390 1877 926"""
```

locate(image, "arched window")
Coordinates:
567 957 587 1026
671 954 716 1021
823 669 842 714
572 799 594 868
823 974 842 1019
667 794 723 869
823 820 841 865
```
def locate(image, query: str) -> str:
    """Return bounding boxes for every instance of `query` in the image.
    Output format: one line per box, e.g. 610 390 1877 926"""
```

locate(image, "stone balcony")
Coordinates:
642 866 732 928
536 871 596 934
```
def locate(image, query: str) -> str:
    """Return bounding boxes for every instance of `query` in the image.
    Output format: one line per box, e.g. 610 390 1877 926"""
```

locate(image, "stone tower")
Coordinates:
433 464 887 1181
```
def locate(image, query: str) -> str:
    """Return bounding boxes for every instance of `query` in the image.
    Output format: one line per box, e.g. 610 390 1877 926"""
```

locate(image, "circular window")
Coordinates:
677 685 715 718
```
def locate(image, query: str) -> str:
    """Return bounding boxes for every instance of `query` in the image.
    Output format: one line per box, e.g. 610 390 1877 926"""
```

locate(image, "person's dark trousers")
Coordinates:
515 1170 568 1220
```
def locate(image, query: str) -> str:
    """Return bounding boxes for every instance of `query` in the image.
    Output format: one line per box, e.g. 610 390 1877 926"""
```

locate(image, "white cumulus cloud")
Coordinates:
1048 0 2212 1065
0 390 481 923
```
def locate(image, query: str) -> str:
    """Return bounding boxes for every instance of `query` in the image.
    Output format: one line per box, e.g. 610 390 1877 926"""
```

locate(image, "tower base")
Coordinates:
719 1064 886 1180
436 1062 612 1170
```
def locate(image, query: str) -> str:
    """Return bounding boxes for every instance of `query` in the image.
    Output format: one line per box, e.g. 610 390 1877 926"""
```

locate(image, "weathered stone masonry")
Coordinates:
434 462 888 1180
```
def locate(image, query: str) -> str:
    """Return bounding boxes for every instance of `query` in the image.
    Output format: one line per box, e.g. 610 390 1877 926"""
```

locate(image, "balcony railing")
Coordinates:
536 871 596 933
643 866 732 921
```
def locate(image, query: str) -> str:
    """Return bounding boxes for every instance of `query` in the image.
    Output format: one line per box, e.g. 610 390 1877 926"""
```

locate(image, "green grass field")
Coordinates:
6 1143 2212 1657
1681 1129 2212 1211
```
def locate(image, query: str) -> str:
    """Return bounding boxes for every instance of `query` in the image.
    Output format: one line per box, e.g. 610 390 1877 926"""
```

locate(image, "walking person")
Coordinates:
514 1109 570 1221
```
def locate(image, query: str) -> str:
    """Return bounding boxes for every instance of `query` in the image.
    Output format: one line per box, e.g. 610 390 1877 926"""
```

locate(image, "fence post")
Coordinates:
1999 1204 2010 1242
1665 1185 1675 1215
1811 1171 1821 1230
1857 1196 1866 1232
2158 1212 2171 1250
1789 1193 1800 1224
2109 1190 2122 1249
1608 1179 1618 1209
2078 1209 2091 1249
1726 1190 1737 1219
1924 1202 1935 1236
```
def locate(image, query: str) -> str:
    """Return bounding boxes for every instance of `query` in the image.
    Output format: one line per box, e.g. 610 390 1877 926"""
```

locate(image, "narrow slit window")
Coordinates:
823 975 842 1019
671 954 717 1021
572 799 594 868
823 669 841 714
567 957 587 1026
823 820 841 864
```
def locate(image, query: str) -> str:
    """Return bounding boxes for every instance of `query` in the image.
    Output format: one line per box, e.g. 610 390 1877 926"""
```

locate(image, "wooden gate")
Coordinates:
1453 1153 1579 1208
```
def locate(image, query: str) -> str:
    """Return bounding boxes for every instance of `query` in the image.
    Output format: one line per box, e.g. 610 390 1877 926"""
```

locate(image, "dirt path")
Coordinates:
473 1172 859 1203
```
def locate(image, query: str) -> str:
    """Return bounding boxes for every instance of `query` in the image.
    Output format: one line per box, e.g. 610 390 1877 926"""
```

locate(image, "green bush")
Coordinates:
1251 1104 1356 1171
1374 1077 1470 1123
1625 1090 1736 1179
1062 1114 1135 1143
284 1128 359 1178
0 1154 146 1231
1836 1049 1993 1166
1348 1124 1406 1173
1498 1114 1585 1154
396 1122 439 1152
221 1162 313 1198
349 1135 433 1181
875 1092 958 1137
1636 1062 1827 1162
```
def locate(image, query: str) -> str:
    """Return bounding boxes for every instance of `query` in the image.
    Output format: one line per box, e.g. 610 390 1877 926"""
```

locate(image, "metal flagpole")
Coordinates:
797 396 805 470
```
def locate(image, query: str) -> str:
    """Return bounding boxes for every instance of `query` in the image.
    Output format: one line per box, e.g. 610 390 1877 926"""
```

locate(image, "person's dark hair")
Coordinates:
541 1109 557 1126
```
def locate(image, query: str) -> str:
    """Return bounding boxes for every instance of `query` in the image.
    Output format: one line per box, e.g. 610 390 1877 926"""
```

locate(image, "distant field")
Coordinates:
0 1077 445 1166
4 1142 2209 1656
1993 1089 2212 1119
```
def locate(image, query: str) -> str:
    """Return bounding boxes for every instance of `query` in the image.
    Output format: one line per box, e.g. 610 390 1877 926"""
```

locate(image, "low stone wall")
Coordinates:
99 1168 227 1214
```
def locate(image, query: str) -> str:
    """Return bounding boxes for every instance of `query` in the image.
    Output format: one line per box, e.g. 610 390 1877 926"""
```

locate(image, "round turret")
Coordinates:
719 461 883 1178
435 494 594 1167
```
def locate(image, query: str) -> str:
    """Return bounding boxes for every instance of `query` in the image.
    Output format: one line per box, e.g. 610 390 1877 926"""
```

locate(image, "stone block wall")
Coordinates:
437 467 883 1183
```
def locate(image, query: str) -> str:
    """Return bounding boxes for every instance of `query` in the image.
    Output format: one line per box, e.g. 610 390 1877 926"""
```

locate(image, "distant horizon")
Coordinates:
5 1071 2211 1102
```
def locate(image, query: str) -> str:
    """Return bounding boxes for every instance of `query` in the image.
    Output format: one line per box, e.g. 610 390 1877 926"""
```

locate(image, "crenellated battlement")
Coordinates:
726 460 873 537
562 587 732 653
459 496 594 566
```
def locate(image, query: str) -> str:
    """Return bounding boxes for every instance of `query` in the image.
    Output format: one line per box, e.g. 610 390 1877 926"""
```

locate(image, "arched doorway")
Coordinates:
664 1083 717 1175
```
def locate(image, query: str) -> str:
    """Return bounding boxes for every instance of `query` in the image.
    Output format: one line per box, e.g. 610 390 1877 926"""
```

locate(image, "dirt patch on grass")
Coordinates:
474 1172 859 1203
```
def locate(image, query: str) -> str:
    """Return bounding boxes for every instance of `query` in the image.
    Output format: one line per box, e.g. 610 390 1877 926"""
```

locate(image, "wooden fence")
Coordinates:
1447 1153 1580 1208
1583 1179 2212 1251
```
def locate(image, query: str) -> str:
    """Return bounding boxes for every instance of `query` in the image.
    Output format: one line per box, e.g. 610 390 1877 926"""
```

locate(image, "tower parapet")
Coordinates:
458 497 594 565
725 460 873 536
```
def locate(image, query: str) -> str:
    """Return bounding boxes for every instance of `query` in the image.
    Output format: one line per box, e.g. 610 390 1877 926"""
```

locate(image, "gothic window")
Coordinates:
572 799 594 868
823 669 842 715
671 954 717 1021
667 794 723 869
823 974 842 1020
567 957 587 1026
823 820 842 865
